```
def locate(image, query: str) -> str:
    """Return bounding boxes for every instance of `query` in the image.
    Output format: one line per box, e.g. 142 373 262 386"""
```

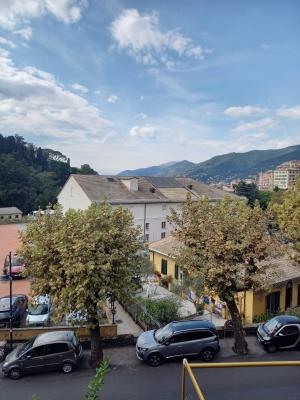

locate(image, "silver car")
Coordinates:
136 320 220 366
2 331 83 379
26 296 52 327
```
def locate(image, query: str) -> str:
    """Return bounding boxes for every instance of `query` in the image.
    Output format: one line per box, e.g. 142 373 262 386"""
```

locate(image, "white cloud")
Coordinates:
13 26 32 41
129 125 158 139
232 118 276 134
277 105 300 120
224 106 268 117
0 0 87 30
110 9 205 67
107 94 118 103
135 112 147 119
0 48 112 140
0 36 16 48
71 82 88 93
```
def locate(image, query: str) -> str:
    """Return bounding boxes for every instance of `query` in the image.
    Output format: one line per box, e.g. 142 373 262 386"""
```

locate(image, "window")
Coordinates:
172 330 213 343
285 281 293 310
298 285 300 306
266 292 280 314
161 259 168 275
162 205 167 211
175 265 179 280
44 343 69 355
145 223 150 230
145 234 149 242
161 232 166 239
26 346 45 358
161 221 166 229
280 326 299 336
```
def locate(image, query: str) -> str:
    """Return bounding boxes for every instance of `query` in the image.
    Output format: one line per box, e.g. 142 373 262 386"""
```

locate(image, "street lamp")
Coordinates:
0 253 13 351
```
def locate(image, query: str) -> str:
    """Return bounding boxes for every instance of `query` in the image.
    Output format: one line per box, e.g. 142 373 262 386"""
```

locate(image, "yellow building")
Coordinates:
149 236 300 324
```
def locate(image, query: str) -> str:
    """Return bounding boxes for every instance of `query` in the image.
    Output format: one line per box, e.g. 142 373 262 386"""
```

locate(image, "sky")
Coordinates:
0 0 299 174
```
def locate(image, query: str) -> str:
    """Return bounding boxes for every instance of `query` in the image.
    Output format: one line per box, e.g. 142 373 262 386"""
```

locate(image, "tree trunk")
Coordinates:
89 322 103 368
226 297 248 355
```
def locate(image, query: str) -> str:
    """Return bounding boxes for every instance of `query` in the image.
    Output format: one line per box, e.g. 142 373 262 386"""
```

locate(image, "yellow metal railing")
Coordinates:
181 359 300 400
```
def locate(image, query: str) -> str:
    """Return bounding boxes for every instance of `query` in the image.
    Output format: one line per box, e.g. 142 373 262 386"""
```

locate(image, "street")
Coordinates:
1 348 300 400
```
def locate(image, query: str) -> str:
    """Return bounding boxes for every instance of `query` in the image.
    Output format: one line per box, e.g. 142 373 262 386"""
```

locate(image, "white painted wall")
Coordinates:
58 179 182 242
57 176 92 213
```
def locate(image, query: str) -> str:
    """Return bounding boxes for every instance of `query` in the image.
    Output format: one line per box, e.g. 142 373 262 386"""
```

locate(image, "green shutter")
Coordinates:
161 259 168 275
175 264 179 280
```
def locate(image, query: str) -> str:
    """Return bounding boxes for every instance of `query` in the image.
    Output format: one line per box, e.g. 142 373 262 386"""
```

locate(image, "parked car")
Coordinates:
2 330 83 379
257 315 300 353
136 320 220 366
26 296 52 327
0 295 28 328
3 255 26 278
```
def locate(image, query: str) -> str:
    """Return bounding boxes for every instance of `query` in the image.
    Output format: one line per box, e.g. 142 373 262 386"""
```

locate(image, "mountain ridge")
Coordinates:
118 145 300 182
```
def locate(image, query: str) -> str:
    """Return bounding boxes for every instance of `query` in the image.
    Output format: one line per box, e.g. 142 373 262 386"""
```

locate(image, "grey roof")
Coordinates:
71 175 234 204
0 207 22 215
34 331 75 346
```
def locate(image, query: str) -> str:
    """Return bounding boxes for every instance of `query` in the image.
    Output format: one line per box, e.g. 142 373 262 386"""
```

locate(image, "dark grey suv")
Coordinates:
2 331 82 379
136 320 220 366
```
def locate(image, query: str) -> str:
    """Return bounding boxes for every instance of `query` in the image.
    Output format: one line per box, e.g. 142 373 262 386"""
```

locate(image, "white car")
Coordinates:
26 296 51 327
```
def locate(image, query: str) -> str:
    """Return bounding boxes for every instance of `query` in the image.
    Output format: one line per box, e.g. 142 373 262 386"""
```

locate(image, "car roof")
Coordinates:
172 320 216 333
33 331 75 347
271 315 300 324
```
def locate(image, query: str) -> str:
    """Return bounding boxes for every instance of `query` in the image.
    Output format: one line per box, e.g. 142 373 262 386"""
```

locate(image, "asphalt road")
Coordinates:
1 350 300 400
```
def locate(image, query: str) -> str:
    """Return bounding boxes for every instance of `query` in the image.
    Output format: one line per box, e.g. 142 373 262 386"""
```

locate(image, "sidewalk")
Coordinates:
114 301 143 337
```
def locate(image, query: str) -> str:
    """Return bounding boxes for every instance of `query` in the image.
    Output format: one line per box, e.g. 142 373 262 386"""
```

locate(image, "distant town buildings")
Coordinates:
58 175 236 242
258 160 300 191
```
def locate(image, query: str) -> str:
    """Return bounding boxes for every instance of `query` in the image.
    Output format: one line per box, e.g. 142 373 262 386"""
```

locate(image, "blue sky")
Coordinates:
0 0 299 173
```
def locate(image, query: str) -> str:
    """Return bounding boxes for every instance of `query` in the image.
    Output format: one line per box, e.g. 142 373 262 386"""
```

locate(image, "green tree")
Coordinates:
171 272 205 309
20 203 142 366
168 195 278 355
271 180 300 261
234 181 259 207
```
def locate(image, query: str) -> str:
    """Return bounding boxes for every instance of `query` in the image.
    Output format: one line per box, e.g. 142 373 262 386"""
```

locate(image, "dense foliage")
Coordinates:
140 297 180 325
20 203 143 366
0 134 97 213
168 195 279 354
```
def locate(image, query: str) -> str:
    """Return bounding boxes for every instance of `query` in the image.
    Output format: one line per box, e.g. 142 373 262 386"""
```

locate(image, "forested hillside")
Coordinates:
0 134 97 213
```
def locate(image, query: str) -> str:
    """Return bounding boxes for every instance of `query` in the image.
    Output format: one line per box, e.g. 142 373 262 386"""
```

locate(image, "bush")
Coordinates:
141 297 180 325
285 307 300 318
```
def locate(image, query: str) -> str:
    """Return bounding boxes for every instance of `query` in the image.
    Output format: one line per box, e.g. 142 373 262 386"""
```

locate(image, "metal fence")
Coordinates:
120 297 161 331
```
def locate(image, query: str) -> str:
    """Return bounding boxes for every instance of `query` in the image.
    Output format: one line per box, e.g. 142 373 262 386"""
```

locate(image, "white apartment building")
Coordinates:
273 162 300 190
57 175 234 242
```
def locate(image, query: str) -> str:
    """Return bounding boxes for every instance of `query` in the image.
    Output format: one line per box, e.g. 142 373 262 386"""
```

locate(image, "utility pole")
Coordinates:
8 252 13 351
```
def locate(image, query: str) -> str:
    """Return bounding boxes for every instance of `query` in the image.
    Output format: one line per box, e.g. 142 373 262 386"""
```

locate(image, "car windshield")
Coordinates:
11 257 24 267
28 304 49 315
0 297 17 312
17 336 36 357
264 318 282 335
154 323 173 343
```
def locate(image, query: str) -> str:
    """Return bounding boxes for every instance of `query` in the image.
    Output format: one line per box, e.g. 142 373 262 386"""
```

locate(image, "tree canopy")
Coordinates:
0 134 97 213
20 203 142 366
168 195 279 354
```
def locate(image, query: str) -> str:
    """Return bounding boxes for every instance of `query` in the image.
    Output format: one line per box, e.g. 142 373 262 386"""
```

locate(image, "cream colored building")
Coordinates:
58 175 234 243
0 207 22 221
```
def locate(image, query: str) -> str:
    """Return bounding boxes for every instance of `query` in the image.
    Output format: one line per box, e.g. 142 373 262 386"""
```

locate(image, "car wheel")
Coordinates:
200 348 215 362
147 353 163 367
265 344 277 353
61 362 74 374
9 368 22 380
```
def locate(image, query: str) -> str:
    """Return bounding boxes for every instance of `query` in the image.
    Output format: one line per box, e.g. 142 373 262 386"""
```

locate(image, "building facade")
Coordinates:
0 207 22 221
257 171 274 191
258 160 300 191
149 236 300 324
58 175 234 243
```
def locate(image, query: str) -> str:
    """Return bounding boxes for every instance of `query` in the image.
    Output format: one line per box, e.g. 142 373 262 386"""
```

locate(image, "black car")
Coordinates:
0 295 28 328
257 315 300 353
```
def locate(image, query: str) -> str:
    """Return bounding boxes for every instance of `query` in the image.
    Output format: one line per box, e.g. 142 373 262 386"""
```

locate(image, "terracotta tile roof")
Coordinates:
148 235 182 258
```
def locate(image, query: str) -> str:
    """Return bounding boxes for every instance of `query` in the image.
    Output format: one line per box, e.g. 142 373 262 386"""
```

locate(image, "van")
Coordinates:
2 331 82 379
